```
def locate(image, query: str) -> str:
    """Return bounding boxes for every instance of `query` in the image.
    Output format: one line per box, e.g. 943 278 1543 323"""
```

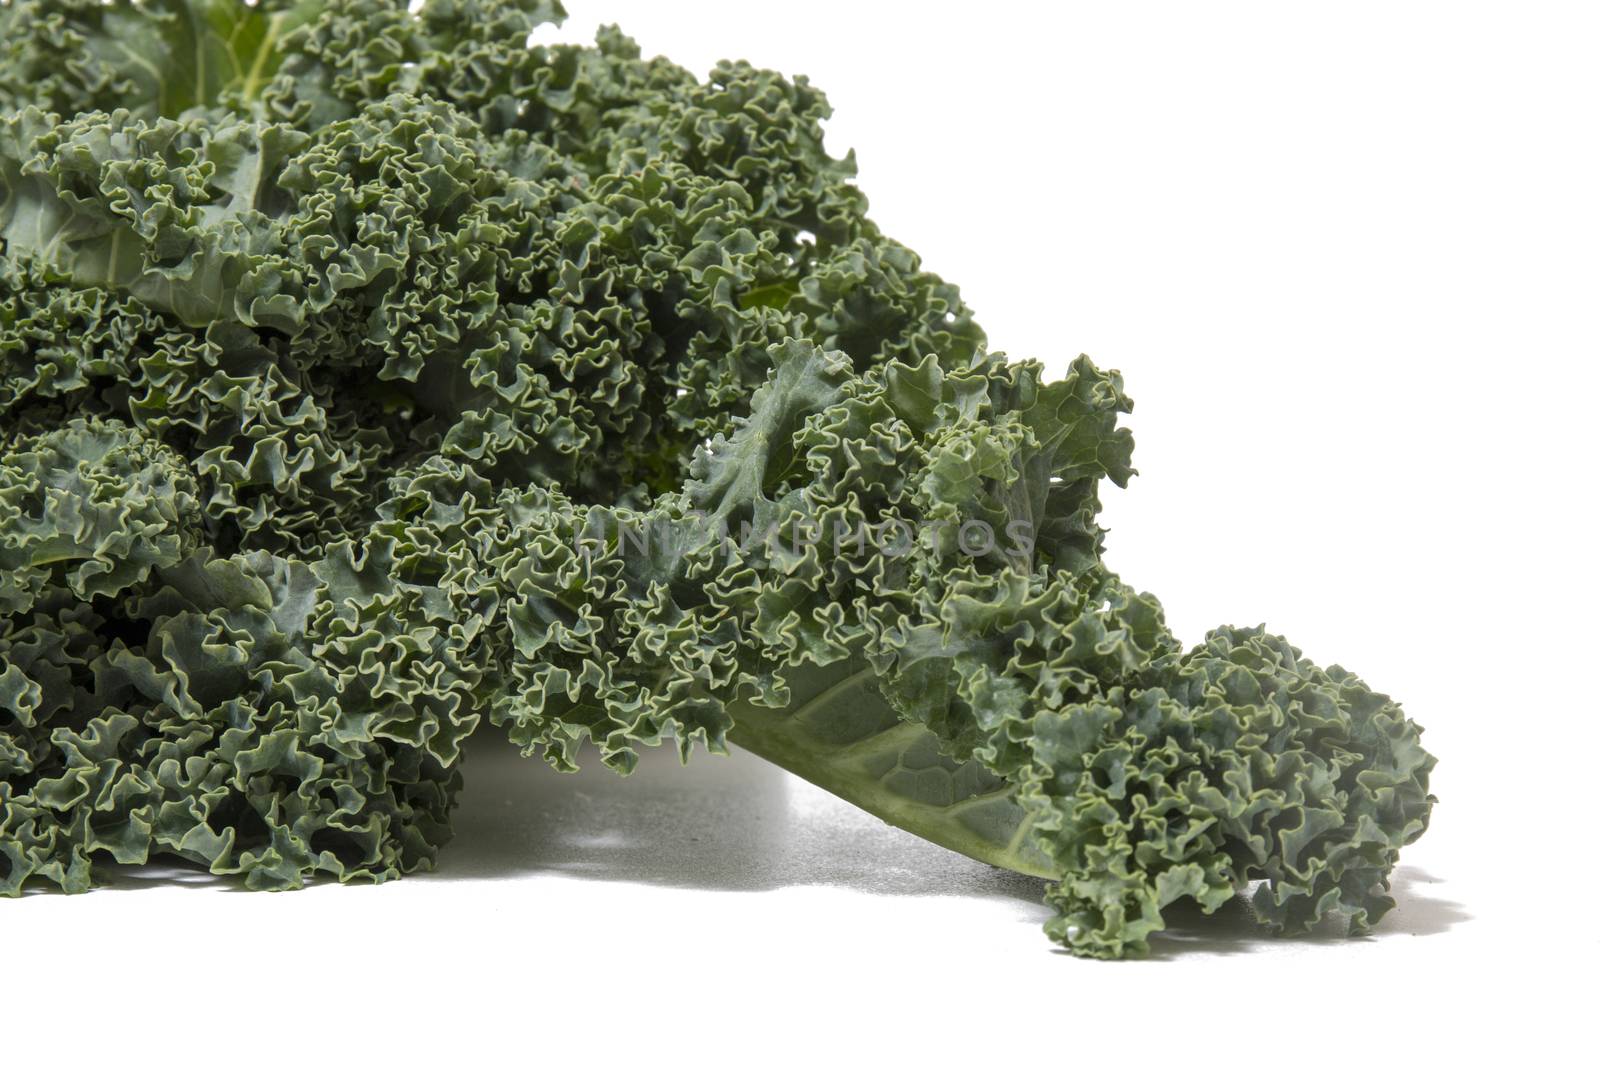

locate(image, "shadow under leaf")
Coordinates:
438 735 1049 908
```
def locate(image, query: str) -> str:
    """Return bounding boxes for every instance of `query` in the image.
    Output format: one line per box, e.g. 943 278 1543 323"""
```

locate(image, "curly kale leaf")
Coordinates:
0 0 326 120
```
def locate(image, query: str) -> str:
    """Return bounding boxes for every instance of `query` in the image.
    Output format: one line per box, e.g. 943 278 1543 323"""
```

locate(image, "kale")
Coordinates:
0 0 1434 957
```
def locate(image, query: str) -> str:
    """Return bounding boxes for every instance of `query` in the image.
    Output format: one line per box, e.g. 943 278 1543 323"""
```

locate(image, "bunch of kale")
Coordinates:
0 0 1433 957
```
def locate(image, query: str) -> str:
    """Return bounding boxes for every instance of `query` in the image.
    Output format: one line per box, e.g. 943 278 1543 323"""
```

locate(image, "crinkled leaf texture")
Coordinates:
0 0 1434 957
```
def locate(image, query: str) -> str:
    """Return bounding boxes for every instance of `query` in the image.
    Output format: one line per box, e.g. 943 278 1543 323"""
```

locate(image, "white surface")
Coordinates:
14 1 1598 1060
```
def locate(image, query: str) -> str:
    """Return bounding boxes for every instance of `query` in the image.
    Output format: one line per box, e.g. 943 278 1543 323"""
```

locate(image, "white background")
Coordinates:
15 2 1598 1062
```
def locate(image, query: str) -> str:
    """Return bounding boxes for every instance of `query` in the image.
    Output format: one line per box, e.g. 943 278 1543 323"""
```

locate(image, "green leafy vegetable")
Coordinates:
0 0 1434 957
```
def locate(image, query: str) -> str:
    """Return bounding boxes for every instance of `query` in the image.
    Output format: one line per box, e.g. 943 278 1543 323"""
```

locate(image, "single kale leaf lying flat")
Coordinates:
0 0 1435 958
